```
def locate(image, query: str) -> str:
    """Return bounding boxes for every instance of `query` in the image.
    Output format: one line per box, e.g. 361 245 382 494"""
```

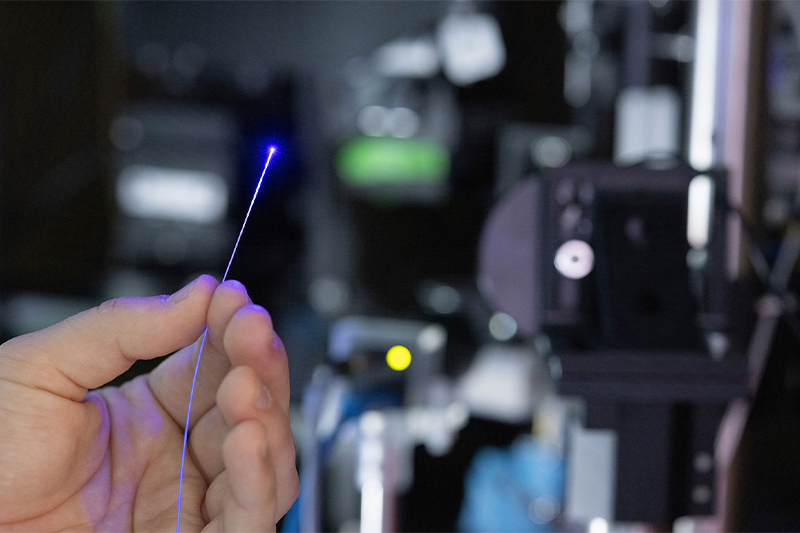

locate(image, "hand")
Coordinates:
0 276 298 532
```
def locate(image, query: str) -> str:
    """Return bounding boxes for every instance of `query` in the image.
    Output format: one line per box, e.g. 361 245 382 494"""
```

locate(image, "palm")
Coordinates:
0 278 297 532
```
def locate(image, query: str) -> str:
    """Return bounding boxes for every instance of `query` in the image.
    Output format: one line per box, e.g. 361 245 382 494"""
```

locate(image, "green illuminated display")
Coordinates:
336 137 450 187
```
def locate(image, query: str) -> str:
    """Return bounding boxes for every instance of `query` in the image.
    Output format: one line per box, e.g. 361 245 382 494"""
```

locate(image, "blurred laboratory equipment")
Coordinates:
294 316 467 533
477 160 746 527
5 0 800 532
110 104 238 276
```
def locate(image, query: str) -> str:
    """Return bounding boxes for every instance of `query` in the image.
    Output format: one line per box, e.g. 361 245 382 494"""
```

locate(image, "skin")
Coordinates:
0 276 298 532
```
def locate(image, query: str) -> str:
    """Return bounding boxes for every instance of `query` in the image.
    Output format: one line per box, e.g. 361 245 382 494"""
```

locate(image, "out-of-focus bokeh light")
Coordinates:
386 345 412 371
116 165 229 224
488 312 518 341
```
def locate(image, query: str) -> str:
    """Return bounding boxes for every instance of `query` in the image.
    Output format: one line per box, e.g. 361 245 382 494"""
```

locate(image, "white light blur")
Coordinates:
387 107 420 139
534 136 572 168
670 34 695 63
691 484 712 505
427 284 460 314
437 13 506 86
357 106 389 137
444 402 470 429
560 0 593 35
615 87 680 164
528 495 560 525
488 312 518 341
360 411 387 438
588 517 609 533
374 37 439 79
417 324 447 353
554 240 595 280
693 452 714 473
116 165 228 224
689 0 721 171
564 51 592 108
360 439 384 466
360 478 384 533
687 175 715 249
686 248 708 271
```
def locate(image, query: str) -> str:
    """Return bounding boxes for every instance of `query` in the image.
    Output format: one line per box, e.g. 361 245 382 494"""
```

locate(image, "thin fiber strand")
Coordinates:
176 147 276 533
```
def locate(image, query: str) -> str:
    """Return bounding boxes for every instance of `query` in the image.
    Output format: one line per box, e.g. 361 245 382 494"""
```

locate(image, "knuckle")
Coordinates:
96 297 123 315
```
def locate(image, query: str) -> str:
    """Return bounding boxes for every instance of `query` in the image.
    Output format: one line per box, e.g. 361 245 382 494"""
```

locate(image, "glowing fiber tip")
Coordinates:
176 150 277 533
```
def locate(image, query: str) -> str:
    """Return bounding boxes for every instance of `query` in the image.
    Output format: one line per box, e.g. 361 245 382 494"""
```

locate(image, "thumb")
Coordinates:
0 275 218 401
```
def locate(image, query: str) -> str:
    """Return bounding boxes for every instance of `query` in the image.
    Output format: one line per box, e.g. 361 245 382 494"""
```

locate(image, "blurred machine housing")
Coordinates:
539 162 728 352
542 162 745 524
479 159 748 525
110 104 238 273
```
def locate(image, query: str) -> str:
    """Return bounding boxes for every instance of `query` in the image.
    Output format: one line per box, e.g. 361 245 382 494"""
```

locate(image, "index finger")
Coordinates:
222 304 290 413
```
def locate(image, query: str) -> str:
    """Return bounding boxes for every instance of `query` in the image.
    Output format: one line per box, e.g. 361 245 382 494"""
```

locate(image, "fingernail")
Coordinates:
255 385 271 410
167 278 198 305
226 279 252 304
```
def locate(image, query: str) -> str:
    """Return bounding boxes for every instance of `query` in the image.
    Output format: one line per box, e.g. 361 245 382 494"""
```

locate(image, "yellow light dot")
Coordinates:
386 345 412 371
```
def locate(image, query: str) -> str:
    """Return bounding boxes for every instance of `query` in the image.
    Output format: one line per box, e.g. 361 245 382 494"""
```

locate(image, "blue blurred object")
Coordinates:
458 438 564 533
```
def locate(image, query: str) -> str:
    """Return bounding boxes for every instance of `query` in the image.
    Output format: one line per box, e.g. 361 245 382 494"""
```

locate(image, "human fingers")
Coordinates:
203 420 277 533
213 365 297 518
202 469 228 523
0 275 217 401
188 368 296 498
188 406 227 483
148 280 251 428
222 304 290 413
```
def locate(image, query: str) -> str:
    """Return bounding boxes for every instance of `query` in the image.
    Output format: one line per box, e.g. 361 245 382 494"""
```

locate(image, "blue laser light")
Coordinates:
176 147 276 533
